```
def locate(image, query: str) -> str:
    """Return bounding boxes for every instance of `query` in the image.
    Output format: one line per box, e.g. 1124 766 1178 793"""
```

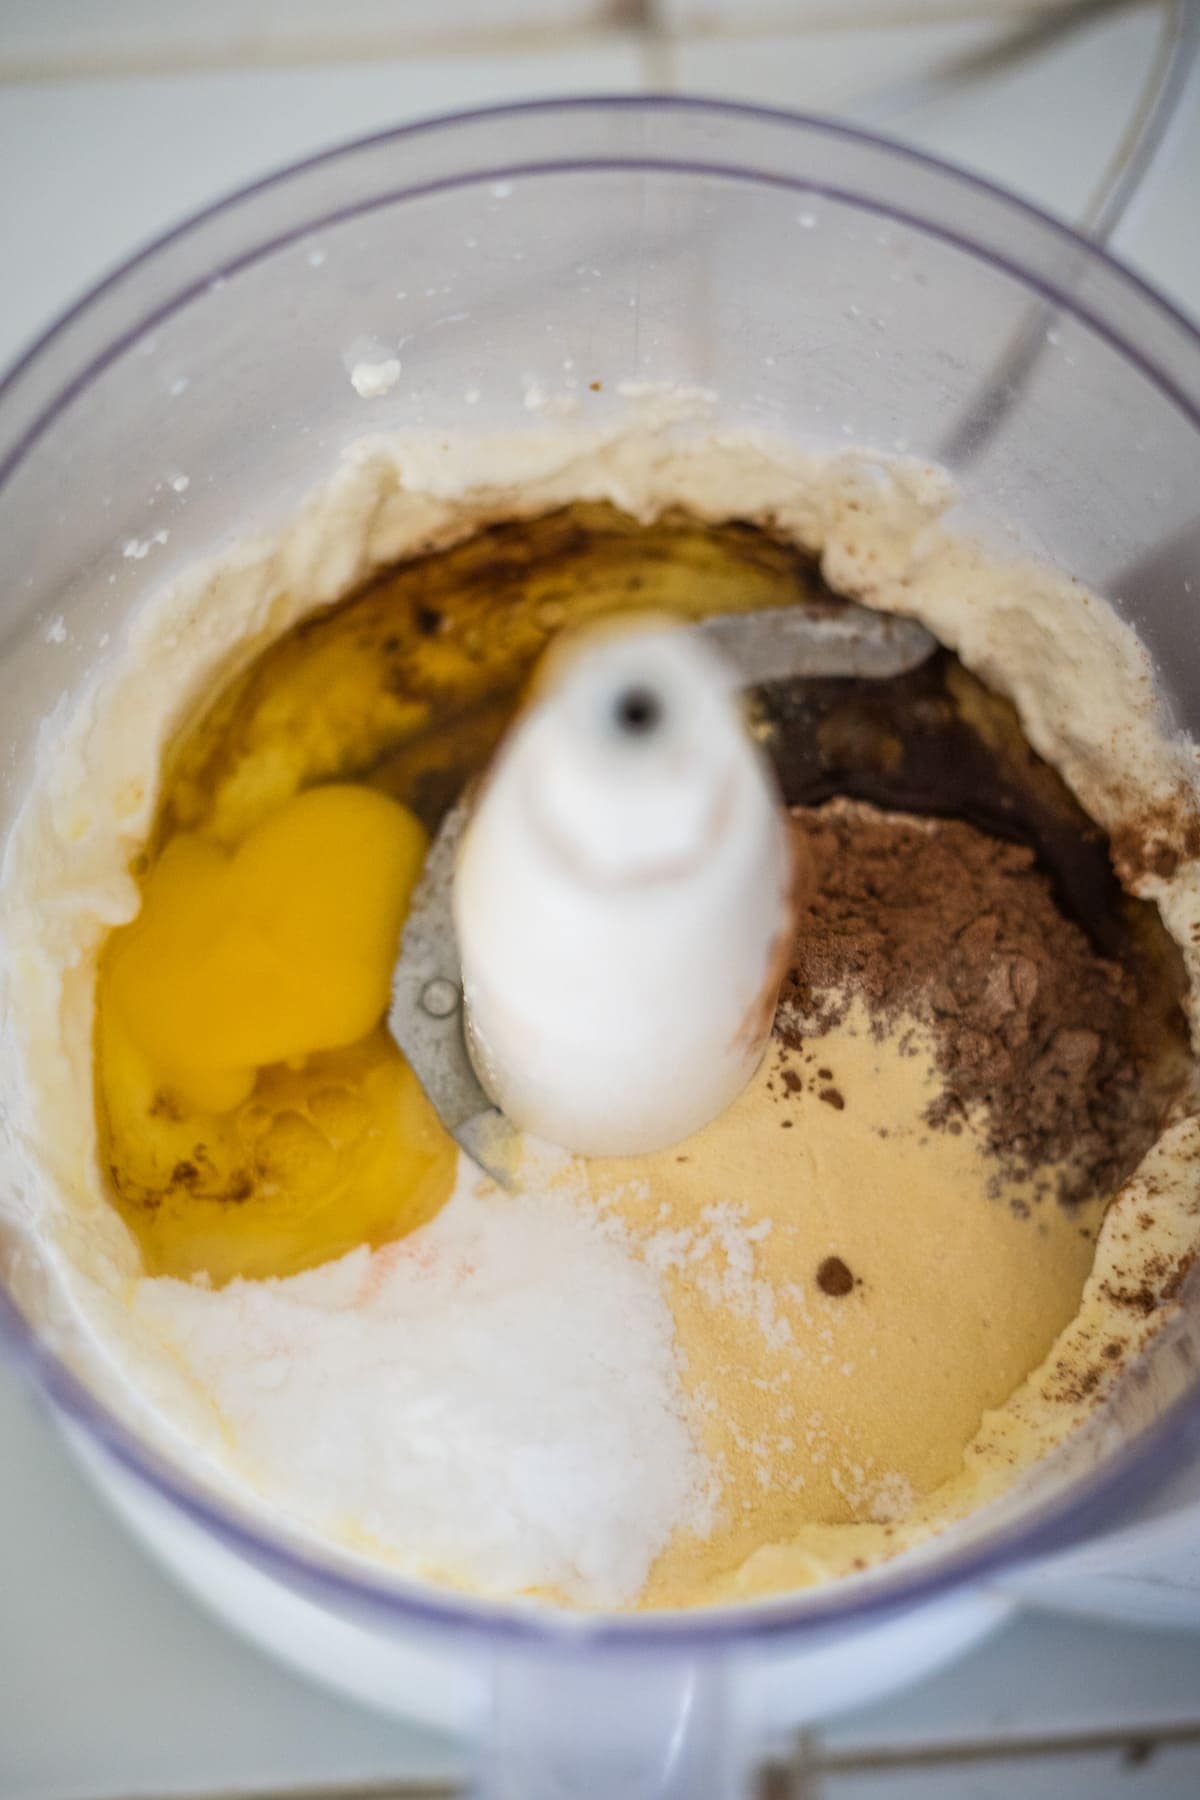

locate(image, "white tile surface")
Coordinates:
1107 40 1200 324
874 2 1166 230
821 1613 1200 1749
0 40 645 369
5 1347 1200 1800
668 3 1165 238
653 0 1054 35
665 15 1014 114
1 11 1200 1798
0 0 627 76
4 1344 1200 1800
665 1 1200 320
820 1743 1200 1800
0 1363 465 1800
879 2 1200 321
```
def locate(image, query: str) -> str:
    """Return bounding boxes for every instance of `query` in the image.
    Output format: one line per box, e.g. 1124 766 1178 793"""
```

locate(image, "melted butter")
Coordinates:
98 506 816 1283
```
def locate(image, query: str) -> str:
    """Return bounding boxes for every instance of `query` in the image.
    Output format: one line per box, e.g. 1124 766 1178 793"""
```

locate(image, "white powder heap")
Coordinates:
131 1157 713 1607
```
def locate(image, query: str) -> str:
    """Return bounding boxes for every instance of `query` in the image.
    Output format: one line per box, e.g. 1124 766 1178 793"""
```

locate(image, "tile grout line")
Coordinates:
0 21 643 85
648 0 1091 33
0 0 1077 85
69 1719 1200 1800
806 1716 1200 1773
633 0 677 87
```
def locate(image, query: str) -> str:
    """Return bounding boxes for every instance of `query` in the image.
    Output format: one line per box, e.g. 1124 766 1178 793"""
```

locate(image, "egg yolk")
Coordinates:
96 785 457 1284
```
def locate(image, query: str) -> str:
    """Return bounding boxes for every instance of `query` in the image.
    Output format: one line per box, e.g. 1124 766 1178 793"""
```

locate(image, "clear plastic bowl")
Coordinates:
2 99 1200 1797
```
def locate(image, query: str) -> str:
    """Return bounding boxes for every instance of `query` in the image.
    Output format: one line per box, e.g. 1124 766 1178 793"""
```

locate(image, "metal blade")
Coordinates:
697 601 935 685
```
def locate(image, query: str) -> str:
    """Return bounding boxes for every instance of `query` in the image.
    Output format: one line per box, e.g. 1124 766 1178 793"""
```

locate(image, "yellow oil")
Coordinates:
97 505 821 1283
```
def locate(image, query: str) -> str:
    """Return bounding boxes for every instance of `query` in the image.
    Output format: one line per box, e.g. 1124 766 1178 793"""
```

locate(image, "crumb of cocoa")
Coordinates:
1101 1278 1159 1315
818 1086 846 1111
1102 1341 1125 1361
1161 1249 1198 1302
589 379 602 392
1055 1363 1105 1403
781 1068 803 1095
1110 799 1200 887
817 1255 855 1296
777 801 1186 1207
413 604 443 637
817 1067 833 1080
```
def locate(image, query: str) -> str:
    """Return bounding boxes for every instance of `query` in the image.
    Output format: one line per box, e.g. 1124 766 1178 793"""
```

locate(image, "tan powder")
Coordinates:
555 1007 1103 1608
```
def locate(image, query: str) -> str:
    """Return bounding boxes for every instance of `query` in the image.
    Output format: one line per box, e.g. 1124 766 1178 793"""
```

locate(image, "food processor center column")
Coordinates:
453 620 801 1157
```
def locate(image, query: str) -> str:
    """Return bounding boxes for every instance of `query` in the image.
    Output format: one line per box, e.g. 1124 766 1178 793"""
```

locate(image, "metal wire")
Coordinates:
1077 0 1200 244
923 0 1200 465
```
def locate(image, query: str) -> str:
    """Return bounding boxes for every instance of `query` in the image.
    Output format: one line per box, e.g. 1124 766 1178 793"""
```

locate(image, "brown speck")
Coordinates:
589 379 602 392
1101 1278 1159 1315
818 1086 845 1111
817 1255 855 1297
413 604 443 637
1102 1341 1124 1361
1161 1249 1198 1301
817 1067 833 1081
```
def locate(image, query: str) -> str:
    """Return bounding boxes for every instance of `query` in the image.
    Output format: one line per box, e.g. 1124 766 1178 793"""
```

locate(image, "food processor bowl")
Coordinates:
2 99 1200 1798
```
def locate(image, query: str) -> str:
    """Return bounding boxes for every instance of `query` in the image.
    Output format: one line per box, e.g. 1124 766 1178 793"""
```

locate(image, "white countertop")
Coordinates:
2 4 1200 1795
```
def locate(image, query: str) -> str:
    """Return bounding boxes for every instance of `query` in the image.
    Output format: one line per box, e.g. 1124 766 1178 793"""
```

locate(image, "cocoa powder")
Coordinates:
777 801 1187 1205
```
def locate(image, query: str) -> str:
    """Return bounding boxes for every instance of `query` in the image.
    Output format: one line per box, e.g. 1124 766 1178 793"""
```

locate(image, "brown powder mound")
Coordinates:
778 802 1183 1205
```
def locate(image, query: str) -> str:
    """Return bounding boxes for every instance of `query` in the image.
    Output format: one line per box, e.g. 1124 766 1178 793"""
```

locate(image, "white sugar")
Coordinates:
133 1157 712 1606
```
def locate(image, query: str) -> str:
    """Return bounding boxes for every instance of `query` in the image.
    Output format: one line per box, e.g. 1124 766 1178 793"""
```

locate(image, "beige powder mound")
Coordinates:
555 1010 1107 1608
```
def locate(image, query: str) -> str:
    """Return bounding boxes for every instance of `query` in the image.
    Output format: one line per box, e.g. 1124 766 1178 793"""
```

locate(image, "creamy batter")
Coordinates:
2 402 1199 1610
